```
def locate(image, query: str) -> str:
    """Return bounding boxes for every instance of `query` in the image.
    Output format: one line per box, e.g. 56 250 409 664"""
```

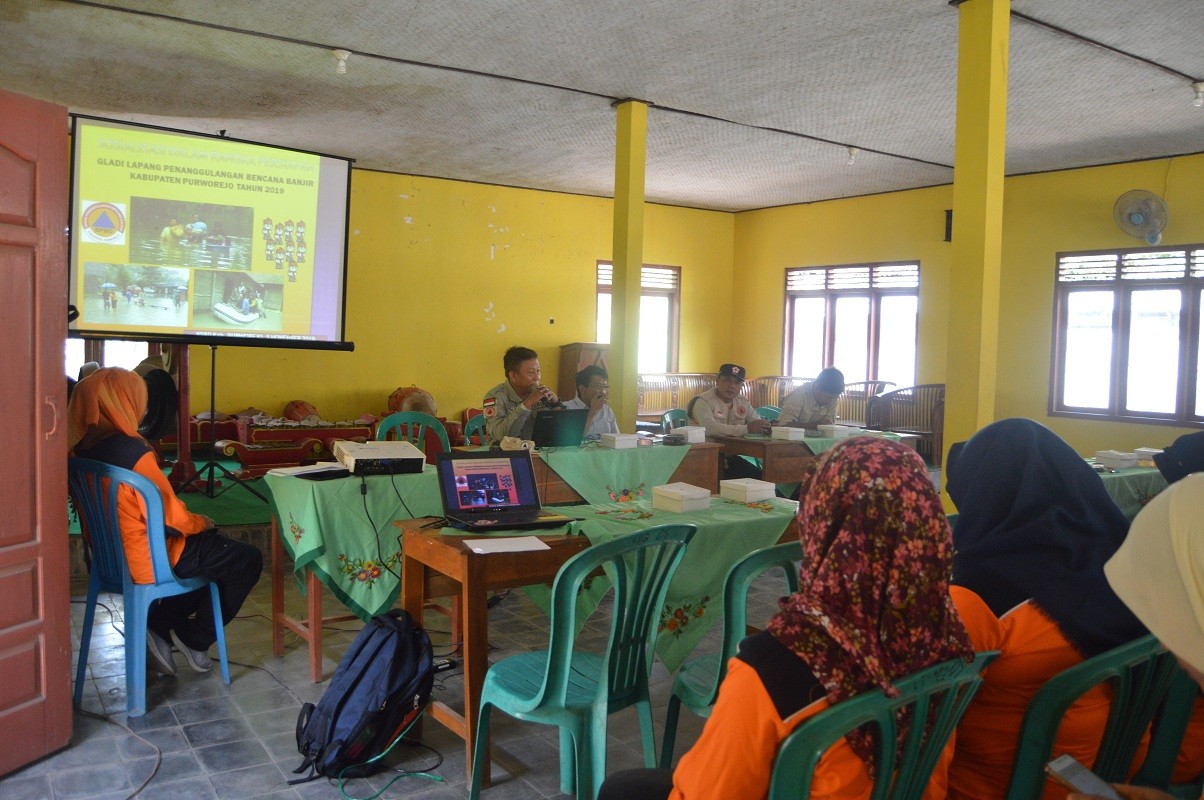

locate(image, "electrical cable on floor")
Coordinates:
74 705 162 799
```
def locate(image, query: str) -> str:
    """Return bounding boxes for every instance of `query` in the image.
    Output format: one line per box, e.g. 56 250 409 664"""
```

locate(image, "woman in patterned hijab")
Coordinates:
767 435 975 771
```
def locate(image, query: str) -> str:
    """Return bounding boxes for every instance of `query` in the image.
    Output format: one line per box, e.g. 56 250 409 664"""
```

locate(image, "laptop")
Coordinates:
434 449 577 531
531 407 588 449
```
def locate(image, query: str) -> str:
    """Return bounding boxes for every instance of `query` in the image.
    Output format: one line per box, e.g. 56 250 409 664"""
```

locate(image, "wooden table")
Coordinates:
532 441 721 504
711 435 818 483
399 523 590 787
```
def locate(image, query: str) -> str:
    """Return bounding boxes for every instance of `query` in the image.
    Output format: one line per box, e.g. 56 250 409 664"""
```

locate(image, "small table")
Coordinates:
400 526 590 787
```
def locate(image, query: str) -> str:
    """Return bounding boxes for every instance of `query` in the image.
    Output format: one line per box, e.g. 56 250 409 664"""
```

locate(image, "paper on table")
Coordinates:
467 536 552 554
266 462 344 477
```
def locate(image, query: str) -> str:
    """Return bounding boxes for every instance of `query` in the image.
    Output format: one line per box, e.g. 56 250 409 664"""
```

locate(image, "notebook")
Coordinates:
434 449 577 531
531 407 588 449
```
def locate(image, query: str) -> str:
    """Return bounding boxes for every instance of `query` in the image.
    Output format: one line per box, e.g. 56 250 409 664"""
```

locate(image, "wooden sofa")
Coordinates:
866 384 946 465
837 380 896 428
636 373 718 423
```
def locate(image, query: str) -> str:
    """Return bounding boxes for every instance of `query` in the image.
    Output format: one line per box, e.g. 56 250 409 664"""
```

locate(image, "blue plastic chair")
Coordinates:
68 457 231 717
660 541 802 768
661 408 688 433
469 524 697 800
756 405 781 421
769 651 998 800
376 411 451 453
463 413 488 446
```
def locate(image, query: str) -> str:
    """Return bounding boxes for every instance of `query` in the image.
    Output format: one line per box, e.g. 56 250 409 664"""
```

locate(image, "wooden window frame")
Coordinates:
596 262 681 373
1048 244 1204 428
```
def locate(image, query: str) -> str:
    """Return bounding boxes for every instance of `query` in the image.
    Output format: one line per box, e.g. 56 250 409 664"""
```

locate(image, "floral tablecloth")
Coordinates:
265 468 443 620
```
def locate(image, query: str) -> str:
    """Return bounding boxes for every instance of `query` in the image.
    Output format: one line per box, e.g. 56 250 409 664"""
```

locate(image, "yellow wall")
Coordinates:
193 171 734 422
732 153 1204 455
194 153 1201 455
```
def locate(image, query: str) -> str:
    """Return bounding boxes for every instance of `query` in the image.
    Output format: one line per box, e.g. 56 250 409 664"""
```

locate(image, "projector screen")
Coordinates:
68 116 353 350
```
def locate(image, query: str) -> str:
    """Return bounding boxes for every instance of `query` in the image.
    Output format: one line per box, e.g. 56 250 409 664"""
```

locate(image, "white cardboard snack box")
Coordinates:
677 425 707 444
720 478 776 502
601 433 638 449
651 482 712 513
817 424 858 439
771 426 808 440
1095 450 1138 470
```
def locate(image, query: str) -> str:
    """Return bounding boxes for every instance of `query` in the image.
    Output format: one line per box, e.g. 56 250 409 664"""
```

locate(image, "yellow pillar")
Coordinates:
945 0 1009 483
610 100 648 430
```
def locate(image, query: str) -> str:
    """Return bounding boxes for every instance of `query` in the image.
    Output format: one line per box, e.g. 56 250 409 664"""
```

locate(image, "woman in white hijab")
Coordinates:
1070 473 1204 800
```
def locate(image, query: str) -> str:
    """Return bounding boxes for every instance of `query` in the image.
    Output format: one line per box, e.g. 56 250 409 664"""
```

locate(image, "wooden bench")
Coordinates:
837 380 896 428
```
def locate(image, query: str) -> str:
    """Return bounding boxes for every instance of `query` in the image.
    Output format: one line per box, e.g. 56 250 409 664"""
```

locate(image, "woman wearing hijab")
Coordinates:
68 367 262 676
945 419 1148 800
1060 474 1204 800
599 437 978 800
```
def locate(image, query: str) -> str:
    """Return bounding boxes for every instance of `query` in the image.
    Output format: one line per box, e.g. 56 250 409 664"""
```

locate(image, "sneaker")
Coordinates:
170 630 213 673
146 630 176 676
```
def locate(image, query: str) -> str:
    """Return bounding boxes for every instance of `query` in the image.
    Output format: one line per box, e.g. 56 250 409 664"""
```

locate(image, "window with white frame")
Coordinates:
783 262 919 386
596 263 680 374
1051 245 1203 425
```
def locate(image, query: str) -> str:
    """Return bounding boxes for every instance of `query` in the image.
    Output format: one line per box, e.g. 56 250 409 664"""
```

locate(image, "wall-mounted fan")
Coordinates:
1113 190 1168 245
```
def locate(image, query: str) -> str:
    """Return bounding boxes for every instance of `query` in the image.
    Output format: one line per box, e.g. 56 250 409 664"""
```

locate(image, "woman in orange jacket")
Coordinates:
68 367 263 676
945 419 1147 800
600 436 978 800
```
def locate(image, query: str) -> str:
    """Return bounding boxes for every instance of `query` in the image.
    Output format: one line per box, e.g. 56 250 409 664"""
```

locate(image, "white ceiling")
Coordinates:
3 0 1201 212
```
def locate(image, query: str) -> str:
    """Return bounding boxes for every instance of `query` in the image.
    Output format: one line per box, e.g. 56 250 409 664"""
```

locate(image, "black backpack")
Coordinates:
292 609 435 783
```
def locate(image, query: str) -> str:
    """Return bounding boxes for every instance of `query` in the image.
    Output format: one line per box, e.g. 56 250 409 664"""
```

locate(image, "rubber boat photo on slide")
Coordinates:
212 302 258 325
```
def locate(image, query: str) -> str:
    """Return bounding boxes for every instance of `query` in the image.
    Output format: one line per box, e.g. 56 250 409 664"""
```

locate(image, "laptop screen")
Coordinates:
435 450 542 516
531 408 588 449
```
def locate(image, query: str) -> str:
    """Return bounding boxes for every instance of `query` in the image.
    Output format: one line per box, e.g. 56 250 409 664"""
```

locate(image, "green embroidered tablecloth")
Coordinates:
535 442 691 504
265 468 443 620
1093 464 1169 520
519 496 798 672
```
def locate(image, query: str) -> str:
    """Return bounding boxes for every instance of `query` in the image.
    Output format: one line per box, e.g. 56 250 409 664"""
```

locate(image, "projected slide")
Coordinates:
69 116 351 349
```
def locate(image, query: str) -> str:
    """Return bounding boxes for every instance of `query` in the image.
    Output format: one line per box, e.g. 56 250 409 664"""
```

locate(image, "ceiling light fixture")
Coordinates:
332 49 351 74
846 147 859 166
1194 81 1204 108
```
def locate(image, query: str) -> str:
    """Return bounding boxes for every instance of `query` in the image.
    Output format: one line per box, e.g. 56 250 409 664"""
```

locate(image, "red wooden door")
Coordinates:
0 88 72 776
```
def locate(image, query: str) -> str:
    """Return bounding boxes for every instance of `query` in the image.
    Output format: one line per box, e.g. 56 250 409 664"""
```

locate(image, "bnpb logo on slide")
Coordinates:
81 201 126 244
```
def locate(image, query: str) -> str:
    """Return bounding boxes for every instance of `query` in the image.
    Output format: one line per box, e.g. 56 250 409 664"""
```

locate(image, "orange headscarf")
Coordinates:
67 367 147 454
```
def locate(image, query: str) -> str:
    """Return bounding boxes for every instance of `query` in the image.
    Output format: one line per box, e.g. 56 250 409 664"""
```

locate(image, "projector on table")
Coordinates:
332 440 425 475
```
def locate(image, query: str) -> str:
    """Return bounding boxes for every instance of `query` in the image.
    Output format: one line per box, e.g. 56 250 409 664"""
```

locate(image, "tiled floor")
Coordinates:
1 564 793 800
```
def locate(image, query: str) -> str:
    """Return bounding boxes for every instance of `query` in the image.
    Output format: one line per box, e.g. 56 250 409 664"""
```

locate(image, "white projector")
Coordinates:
333 440 426 475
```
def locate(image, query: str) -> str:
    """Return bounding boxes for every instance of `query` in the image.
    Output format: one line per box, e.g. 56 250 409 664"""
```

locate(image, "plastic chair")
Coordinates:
756 405 781 421
468 524 697 800
660 541 802 768
1002 634 1183 800
463 413 488 447
661 408 688 433
68 457 231 717
769 651 999 800
376 411 451 454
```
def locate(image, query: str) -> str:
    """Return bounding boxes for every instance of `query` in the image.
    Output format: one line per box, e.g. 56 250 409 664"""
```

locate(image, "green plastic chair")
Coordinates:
468 524 697 800
756 405 781 421
660 541 802 768
769 651 999 800
661 408 688 433
1002 634 1183 800
375 410 451 453
463 413 488 446
1132 668 1203 798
